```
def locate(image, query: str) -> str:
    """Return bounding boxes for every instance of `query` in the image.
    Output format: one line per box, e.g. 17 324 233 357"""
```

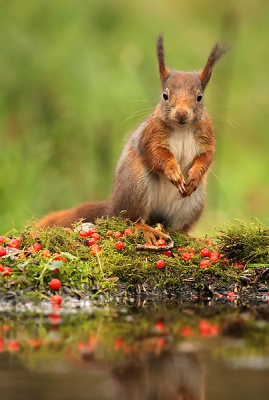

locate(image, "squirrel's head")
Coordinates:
156 34 228 127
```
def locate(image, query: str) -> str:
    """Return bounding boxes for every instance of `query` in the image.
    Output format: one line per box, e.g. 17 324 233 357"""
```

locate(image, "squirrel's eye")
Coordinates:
163 91 169 101
197 93 203 102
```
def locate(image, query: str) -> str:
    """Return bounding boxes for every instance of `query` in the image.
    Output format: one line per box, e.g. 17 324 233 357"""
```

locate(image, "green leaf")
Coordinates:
46 260 63 271
248 264 269 267
60 252 78 260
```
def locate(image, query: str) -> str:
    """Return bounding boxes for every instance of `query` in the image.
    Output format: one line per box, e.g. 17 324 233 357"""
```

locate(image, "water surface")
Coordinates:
0 300 268 400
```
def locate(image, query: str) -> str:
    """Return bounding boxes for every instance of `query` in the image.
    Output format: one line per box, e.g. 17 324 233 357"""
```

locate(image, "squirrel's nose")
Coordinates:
176 110 188 119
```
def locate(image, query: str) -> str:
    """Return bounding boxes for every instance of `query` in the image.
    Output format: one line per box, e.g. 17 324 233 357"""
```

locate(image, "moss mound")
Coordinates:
0 217 269 300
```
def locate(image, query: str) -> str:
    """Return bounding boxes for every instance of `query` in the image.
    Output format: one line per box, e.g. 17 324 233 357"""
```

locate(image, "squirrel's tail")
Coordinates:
37 201 109 228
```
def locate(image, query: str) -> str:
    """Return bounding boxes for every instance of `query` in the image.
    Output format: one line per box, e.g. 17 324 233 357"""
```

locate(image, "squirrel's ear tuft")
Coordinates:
199 41 229 90
156 34 170 87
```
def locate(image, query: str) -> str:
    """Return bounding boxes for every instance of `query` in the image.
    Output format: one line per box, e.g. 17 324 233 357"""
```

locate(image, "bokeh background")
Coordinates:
1 0 269 236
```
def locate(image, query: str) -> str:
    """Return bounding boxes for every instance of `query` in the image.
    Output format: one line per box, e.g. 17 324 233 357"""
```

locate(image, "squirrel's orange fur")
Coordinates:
37 35 227 239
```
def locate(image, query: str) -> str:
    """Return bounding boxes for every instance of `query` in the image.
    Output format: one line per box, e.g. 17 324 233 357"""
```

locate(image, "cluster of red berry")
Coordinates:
0 236 21 276
79 227 135 255
155 244 223 269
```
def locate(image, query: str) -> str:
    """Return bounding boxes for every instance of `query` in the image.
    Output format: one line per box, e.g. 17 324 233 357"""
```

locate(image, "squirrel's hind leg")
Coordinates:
134 222 174 251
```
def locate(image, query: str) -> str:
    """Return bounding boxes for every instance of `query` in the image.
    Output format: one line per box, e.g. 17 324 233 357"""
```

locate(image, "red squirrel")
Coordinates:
37 35 227 241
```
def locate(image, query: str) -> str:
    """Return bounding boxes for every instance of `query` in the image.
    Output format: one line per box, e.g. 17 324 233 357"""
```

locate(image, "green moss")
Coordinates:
1 217 269 298
216 219 269 263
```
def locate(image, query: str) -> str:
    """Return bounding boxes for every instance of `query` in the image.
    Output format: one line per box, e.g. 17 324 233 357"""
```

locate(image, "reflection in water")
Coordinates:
78 338 204 400
0 302 269 400
112 349 203 400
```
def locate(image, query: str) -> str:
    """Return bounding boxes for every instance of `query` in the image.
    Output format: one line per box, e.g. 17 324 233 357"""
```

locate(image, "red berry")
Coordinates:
124 228 134 236
221 257 230 266
0 247 7 257
88 237 97 247
91 232 100 241
90 244 101 256
3 267 12 277
114 231 123 239
144 241 153 246
33 242 42 252
233 262 244 270
41 249 52 258
0 264 4 272
49 278 62 291
227 291 236 297
200 247 211 257
79 230 91 238
156 259 165 268
51 294 62 304
177 246 185 253
162 250 172 257
0 236 5 244
182 252 193 261
187 248 196 255
199 259 210 268
52 253 66 262
115 241 125 250
157 238 166 247
8 239 20 249
210 251 220 262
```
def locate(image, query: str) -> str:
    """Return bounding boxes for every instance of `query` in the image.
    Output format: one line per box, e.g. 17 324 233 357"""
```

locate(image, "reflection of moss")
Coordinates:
1 217 269 297
1 305 269 369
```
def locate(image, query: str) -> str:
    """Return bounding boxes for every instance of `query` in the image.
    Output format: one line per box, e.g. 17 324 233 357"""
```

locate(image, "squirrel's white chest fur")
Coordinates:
146 127 205 230
168 127 201 175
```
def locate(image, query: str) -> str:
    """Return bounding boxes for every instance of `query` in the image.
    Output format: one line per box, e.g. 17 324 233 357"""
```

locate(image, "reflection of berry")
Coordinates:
51 294 63 304
155 320 165 331
114 337 124 350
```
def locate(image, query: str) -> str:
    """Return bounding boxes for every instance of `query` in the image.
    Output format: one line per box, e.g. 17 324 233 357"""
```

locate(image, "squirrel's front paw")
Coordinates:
181 169 200 197
182 178 198 197
164 163 186 194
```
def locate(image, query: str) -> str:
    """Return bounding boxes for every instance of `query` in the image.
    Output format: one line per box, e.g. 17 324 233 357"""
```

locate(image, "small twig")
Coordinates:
136 238 174 252
95 251 103 274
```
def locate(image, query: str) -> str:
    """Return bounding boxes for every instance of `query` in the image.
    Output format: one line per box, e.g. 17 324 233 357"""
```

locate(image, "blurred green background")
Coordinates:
1 0 269 236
